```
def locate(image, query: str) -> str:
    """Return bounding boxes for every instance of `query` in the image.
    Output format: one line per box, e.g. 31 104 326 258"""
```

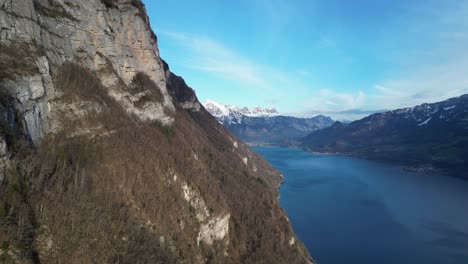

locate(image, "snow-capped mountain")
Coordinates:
204 99 279 125
301 94 468 178
204 100 334 146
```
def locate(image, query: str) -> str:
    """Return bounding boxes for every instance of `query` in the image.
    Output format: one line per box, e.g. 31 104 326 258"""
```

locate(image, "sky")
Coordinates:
144 0 468 120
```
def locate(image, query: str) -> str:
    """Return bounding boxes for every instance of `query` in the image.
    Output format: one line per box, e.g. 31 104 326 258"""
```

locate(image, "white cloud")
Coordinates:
299 108 386 122
316 89 365 110
157 0 468 122
158 29 328 114
367 1 468 110
296 90 368 120
374 85 407 97
370 55 468 110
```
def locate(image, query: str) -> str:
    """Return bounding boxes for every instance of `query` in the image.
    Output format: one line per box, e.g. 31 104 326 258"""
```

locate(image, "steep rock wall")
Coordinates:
0 1 313 263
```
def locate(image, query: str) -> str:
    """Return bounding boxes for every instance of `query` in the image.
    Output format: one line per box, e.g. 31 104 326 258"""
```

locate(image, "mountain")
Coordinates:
204 99 280 123
204 100 334 146
0 1 312 263
301 95 468 178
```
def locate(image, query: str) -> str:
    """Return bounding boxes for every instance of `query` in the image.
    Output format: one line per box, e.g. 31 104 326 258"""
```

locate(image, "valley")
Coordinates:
204 100 334 146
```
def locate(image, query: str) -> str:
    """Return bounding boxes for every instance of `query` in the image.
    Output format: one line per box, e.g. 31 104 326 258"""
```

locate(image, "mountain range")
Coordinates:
204 100 334 146
301 94 468 178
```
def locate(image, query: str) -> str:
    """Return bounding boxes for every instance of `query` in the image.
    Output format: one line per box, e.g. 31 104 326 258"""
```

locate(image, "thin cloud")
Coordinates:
158 30 268 87
374 85 407 97
316 89 366 111
156 0 468 122
303 108 387 122
295 90 368 120
158 29 323 98
370 56 468 110
368 1 468 110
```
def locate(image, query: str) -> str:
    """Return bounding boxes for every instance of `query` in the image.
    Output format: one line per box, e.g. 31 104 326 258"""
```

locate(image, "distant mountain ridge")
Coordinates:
204 100 334 146
301 94 468 178
204 99 279 124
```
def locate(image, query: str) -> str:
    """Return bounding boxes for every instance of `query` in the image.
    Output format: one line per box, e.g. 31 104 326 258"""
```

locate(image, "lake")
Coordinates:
254 146 468 264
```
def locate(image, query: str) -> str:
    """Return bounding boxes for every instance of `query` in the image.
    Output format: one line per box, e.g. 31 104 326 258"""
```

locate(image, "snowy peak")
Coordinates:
368 94 468 127
204 99 279 118
204 100 279 125
203 100 334 145
204 99 231 118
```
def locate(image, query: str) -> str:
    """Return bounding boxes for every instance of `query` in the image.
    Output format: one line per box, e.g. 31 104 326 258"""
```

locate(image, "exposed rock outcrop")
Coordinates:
1 0 175 143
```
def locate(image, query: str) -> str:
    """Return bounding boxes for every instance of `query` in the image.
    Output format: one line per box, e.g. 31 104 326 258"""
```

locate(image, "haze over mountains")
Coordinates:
204 100 334 146
206 94 468 180
301 94 468 178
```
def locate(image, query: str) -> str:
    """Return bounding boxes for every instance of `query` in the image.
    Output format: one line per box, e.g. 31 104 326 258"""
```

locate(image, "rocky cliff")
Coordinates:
0 0 312 263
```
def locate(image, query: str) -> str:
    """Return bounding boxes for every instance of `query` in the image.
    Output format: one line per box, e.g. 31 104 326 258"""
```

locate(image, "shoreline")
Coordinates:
302 148 467 180
255 145 466 181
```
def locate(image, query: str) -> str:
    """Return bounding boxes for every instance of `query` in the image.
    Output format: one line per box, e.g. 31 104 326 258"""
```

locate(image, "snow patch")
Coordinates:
444 105 456 111
204 99 231 117
418 117 432 126
204 99 279 125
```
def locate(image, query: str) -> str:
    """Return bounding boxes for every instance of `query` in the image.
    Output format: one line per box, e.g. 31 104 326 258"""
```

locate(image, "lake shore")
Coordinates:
254 146 468 264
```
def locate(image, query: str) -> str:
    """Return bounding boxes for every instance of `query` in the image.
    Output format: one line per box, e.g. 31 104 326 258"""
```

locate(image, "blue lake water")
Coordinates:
254 146 468 264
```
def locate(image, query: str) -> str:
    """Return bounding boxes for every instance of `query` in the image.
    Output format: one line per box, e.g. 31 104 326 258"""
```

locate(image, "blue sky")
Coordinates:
144 0 468 120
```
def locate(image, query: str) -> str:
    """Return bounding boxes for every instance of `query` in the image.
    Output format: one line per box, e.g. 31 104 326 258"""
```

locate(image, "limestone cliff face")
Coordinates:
0 1 313 263
1 0 173 143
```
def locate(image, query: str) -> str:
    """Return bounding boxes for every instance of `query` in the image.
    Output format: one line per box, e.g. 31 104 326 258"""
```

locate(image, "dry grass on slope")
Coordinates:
0 62 311 263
